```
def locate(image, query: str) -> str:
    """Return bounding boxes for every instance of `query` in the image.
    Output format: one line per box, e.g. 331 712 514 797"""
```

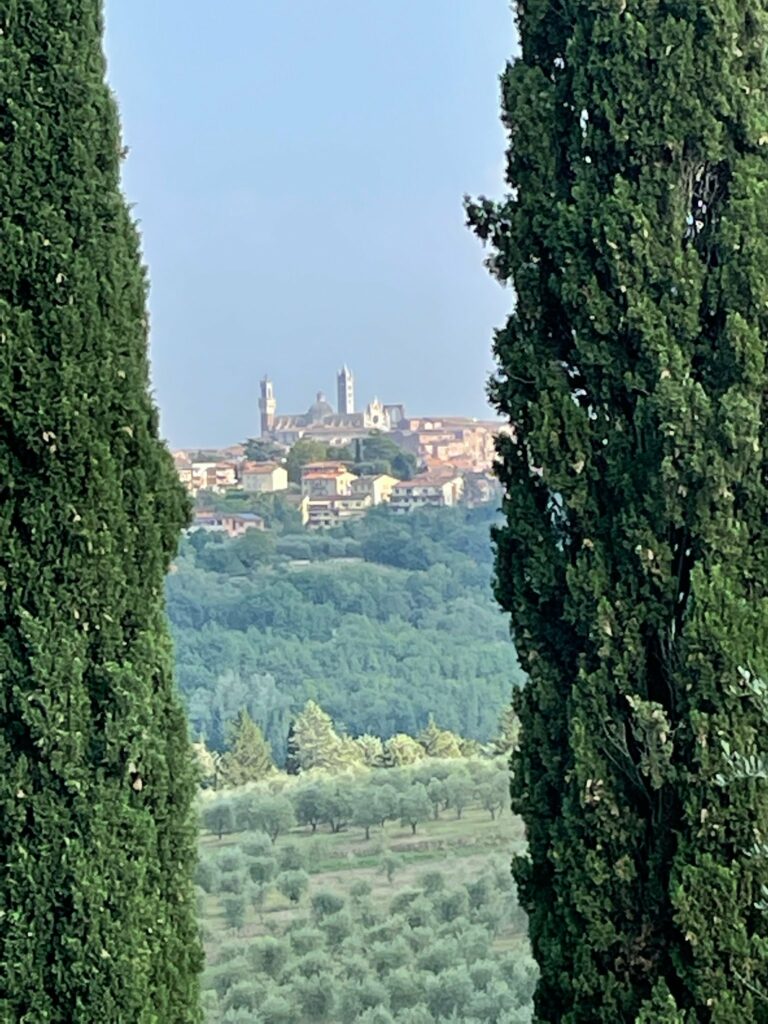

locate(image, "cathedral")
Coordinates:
259 367 405 445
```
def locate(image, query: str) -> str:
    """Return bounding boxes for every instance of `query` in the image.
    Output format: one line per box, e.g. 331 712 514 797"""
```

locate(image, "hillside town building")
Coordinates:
389 474 465 513
300 463 398 528
300 461 358 498
191 511 265 538
174 457 238 494
259 369 405 445
241 462 288 494
173 368 507 523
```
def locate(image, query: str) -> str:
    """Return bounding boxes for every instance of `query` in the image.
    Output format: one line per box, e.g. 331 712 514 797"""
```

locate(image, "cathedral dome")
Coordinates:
307 391 334 423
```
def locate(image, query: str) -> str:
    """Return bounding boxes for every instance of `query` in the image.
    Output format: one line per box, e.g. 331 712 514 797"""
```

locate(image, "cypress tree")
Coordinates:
469 4 768 1021
0 4 201 1020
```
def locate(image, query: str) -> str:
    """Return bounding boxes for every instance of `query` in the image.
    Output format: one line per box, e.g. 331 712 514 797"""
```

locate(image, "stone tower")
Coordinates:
337 364 355 415
259 375 276 436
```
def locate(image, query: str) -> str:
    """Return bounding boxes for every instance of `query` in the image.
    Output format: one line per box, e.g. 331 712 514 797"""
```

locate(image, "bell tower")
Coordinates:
259 376 276 436
337 364 354 415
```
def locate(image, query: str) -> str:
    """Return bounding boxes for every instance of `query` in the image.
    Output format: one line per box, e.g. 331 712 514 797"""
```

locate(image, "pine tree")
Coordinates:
218 710 274 787
291 700 346 772
418 716 463 759
192 738 220 788
383 733 426 767
0 4 200 1020
355 733 386 767
492 705 521 758
285 721 300 775
469 4 768 1020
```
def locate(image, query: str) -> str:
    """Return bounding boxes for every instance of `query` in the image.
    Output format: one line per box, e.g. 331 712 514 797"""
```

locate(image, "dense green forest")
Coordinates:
168 507 522 762
197 758 534 1023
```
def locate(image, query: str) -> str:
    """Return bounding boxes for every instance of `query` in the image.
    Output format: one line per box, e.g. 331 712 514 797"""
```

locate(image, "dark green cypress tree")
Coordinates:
0 4 201 1020
469 4 768 1021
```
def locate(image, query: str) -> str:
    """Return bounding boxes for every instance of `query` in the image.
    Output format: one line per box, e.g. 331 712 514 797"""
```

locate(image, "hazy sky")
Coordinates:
104 2 516 448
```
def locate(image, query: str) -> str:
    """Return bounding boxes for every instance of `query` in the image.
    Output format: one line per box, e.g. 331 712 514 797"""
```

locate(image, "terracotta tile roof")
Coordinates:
243 461 282 473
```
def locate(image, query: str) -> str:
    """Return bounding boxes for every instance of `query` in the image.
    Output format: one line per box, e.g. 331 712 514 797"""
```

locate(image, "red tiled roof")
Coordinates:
243 461 282 473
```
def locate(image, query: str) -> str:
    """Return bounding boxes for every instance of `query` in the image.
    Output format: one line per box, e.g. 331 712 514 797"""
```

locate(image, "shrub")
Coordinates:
277 841 308 872
194 857 220 893
216 870 246 896
276 869 309 905
240 832 273 859
248 856 277 885
221 894 247 931
311 889 345 919
246 936 288 979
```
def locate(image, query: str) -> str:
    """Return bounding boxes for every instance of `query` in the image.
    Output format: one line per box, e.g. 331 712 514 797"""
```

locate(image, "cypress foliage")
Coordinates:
469 4 768 1021
0 4 201 1020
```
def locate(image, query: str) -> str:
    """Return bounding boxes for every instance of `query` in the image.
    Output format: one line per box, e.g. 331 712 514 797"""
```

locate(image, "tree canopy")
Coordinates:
169 506 523 760
218 710 275 787
470 2 768 1019
0 3 200 1019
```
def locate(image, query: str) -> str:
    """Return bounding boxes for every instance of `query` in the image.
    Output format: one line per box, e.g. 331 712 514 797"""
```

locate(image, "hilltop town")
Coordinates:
173 366 506 535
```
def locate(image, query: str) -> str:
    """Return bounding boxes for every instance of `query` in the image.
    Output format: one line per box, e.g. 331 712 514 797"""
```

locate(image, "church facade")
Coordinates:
259 368 405 446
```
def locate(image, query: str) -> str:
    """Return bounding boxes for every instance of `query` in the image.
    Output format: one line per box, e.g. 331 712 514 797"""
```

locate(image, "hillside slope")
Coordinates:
168 506 522 760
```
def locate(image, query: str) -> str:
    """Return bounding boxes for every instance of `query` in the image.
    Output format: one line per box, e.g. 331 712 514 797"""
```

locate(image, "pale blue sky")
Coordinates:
104 2 515 447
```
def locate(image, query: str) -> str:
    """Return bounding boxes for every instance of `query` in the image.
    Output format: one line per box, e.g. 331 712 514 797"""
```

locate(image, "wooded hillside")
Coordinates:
168 507 522 762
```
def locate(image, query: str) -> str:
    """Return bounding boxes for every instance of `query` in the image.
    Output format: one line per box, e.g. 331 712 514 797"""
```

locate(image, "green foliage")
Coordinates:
399 783 432 834
492 706 520 759
445 770 474 820
216 871 246 896
218 710 275 787
247 857 277 886
276 869 310 905
291 700 347 772
246 936 288 979
286 438 331 483
292 778 327 832
195 859 220 894
418 717 463 759
356 733 386 767
169 505 523 757
477 776 508 821
350 433 418 480
352 784 383 839
0 3 202 1019
240 832 273 859
235 791 295 841
384 734 427 767
259 992 294 1024
311 889 345 919
379 851 402 886
192 740 220 788
215 849 245 875
419 871 446 896
199 759 509 865
423 778 446 820
243 438 285 463
316 779 353 833
373 783 401 826
203 801 236 840
469 2 768 1019
200 797 535 1023
194 490 302 535
277 841 308 872
221 895 247 932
